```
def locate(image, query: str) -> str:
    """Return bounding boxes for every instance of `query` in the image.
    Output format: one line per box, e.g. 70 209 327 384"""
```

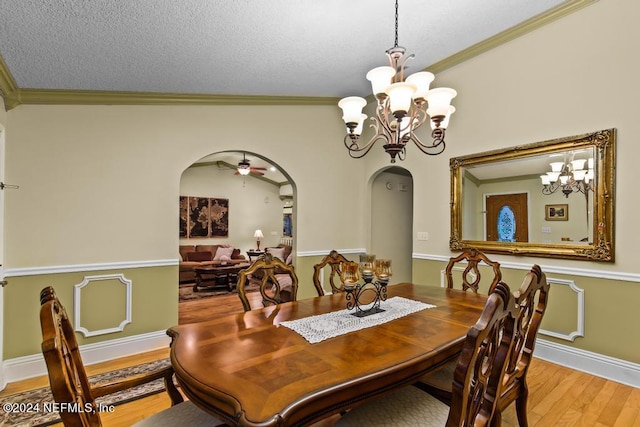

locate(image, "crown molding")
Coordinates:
0 0 598 111
0 54 20 110
428 0 599 74
10 88 338 111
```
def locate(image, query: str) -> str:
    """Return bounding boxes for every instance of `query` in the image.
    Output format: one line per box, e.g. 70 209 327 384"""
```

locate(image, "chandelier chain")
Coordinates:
394 0 399 48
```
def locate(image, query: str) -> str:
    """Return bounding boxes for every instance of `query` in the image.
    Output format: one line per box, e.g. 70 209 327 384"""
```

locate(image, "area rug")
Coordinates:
179 279 261 302
0 358 171 427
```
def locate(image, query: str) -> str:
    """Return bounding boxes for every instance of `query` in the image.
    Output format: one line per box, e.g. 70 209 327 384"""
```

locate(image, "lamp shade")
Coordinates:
366 66 396 96
550 162 565 173
338 97 367 125
352 114 368 135
540 175 551 185
547 171 560 182
573 169 587 181
238 167 250 176
571 159 587 170
429 105 456 130
386 82 416 115
253 229 264 239
425 87 457 117
405 71 435 100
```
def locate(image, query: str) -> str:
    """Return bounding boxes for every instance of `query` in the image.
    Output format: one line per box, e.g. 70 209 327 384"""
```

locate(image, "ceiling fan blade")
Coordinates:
252 171 265 176
251 167 267 171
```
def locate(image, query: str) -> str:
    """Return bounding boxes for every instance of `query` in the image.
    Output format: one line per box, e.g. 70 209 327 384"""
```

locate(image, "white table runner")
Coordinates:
279 296 436 343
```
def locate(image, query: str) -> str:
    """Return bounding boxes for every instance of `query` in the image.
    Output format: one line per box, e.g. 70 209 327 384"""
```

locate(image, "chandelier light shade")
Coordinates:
338 0 457 163
541 155 594 197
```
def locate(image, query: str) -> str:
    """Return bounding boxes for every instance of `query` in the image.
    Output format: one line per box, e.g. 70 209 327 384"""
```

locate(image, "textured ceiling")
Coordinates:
0 0 576 100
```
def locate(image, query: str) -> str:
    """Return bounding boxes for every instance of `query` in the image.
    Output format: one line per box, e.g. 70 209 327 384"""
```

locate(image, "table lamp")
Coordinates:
254 229 264 250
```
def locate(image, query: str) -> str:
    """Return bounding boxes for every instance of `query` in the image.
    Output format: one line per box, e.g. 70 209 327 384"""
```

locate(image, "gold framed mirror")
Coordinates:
450 128 615 262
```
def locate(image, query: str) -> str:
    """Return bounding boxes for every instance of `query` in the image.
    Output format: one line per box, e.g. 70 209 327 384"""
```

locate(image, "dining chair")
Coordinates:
416 265 549 426
497 264 550 426
335 281 518 426
415 248 503 403
39 286 223 427
237 252 299 311
445 248 502 293
312 249 351 296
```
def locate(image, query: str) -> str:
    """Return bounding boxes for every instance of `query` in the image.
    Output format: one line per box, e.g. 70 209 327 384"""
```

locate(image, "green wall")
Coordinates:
413 258 640 364
4 265 177 359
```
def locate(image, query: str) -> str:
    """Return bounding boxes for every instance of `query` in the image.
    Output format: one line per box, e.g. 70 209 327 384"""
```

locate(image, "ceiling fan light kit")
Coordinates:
338 0 457 163
235 153 267 176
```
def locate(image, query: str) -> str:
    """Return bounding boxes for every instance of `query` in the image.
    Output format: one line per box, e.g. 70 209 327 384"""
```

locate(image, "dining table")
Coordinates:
167 282 488 427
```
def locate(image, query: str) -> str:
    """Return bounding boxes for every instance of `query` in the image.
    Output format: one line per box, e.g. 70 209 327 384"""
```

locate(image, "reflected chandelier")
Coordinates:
338 0 457 163
540 154 594 198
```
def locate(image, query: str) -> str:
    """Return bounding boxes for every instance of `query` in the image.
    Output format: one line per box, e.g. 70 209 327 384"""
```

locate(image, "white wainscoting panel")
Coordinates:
539 277 584 342
74 274 132 337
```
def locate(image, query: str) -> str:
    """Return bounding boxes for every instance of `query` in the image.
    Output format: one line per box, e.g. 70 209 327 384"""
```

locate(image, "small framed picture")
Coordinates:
545 204 569 221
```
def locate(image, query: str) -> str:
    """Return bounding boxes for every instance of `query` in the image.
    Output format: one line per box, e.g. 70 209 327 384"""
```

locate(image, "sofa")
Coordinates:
179 244 247 283
265 244 293 265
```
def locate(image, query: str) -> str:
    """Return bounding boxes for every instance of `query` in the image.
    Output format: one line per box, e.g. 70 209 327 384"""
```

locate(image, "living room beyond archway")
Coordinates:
177 151 296 321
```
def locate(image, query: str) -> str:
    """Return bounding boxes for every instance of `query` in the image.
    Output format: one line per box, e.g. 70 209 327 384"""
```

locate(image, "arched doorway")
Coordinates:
370 167 413 283
177 151 296 320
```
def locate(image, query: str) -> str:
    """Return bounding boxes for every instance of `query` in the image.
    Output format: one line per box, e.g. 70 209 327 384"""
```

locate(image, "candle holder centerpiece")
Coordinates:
341 255 392 318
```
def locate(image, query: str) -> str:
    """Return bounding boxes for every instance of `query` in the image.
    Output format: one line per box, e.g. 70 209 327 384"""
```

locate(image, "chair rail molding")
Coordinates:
3 259 176 277
413 253 640 283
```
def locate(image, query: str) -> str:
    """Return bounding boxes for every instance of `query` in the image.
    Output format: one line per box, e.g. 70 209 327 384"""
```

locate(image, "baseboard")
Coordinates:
535 338 640 388
2 330 170 386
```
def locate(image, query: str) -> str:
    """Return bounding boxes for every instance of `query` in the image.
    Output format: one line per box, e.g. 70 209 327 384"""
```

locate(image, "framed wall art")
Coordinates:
179 196 229 238
545 204 568 221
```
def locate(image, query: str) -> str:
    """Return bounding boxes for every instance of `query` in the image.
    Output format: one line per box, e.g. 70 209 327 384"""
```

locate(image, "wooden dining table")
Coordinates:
167 283 488 427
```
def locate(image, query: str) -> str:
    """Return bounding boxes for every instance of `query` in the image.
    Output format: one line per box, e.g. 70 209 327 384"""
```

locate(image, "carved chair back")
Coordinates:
312 250 351 296
40 287 186 427
498 264 550 424
448 282 518 426
445 248 502 293
237 253 299 311
40 286 101 427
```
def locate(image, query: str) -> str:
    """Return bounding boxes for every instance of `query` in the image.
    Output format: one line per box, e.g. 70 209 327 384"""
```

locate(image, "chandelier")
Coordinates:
540 154 594 197
338 0 457 163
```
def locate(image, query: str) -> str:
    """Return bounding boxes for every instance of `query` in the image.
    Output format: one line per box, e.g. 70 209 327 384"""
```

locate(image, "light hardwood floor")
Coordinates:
3 291 640 426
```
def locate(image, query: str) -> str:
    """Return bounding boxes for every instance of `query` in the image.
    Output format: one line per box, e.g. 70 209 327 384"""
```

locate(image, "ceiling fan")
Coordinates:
235 153 267 176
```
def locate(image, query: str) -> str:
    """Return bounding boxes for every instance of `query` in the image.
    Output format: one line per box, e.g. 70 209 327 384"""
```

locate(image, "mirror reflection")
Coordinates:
450 129 615 262
461 147 595 245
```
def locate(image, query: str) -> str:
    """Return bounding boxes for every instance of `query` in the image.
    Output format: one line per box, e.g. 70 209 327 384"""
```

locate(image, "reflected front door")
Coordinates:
485 193 528 242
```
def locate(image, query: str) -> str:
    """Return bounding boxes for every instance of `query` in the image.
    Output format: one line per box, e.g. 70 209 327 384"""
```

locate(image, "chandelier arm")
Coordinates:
409 133 447 156
409 107 429 131
344 134 386 159
343 118 391 158
375 103 396 137
396 53 415 82
397 146 406 161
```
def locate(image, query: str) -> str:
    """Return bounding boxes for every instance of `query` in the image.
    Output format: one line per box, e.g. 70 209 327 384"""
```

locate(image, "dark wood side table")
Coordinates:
246 250 264 262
